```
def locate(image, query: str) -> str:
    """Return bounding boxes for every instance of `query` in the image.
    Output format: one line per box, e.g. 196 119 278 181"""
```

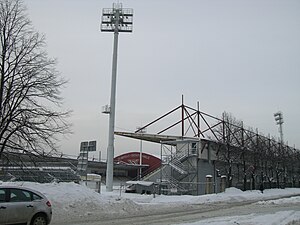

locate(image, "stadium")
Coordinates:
1 102 299 196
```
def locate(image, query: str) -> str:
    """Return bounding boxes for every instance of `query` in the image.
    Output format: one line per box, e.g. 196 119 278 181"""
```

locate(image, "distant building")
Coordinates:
114 152 161 178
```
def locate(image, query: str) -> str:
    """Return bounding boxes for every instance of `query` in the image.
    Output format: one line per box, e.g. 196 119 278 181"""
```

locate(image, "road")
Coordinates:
56 195 300 225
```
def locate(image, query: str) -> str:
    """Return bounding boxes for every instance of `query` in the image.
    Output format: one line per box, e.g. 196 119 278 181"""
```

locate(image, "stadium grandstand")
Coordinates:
0 151 148 184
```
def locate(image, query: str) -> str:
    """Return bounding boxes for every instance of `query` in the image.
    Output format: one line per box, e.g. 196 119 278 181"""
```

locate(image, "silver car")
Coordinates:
0 186 52 225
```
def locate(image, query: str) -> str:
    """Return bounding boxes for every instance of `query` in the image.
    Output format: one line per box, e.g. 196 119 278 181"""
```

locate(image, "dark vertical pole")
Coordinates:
181 95 184 137
267 134 271 188
197 101 200 195
197 101 200 138
242 121 246 191
160 143 162 194
222 112 226 143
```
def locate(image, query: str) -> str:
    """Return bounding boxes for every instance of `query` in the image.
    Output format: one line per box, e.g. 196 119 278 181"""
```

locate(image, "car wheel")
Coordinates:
31 214 47 225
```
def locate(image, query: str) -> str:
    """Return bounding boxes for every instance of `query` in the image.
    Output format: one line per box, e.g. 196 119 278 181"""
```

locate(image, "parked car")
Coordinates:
0 186 52 225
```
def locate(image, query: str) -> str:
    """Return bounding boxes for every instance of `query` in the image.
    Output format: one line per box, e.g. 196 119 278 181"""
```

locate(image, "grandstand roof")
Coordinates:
115 131 199 145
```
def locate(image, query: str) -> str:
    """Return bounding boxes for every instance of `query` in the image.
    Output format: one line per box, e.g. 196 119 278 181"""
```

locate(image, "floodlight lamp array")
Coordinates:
101 6 133 33
274 112 284 125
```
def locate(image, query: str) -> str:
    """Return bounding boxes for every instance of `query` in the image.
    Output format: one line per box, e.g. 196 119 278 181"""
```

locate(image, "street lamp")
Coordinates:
136 127 146 180
274 111 284 144
101 3 133 192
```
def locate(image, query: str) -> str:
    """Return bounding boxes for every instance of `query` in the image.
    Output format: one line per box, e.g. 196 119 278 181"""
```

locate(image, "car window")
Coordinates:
0 189 6 202
10 189 32 202
32 193 42 201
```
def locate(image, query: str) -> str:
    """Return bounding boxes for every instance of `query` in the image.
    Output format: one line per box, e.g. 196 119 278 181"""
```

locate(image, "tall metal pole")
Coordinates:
101 4 133 192
136 127 146 180
139 138 143 180
106 16 119 192
279 122 284 144
181 95 184 137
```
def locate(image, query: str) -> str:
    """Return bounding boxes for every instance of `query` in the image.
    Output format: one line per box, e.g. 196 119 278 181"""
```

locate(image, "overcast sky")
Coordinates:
24 0 300 159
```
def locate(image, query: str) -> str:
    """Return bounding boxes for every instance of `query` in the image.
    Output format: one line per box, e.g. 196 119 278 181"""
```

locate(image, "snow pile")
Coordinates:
128 186 300 205
1 181 141 224
1 181 300 225
255 196 300 206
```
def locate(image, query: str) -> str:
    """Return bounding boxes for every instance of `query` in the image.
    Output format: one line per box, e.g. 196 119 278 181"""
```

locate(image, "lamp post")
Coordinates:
136 127 146 180
101 3 133 192
274 111 284 144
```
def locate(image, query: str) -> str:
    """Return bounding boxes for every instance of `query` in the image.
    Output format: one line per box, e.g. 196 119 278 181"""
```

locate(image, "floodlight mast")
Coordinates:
274 111 284 144
101 3 133 192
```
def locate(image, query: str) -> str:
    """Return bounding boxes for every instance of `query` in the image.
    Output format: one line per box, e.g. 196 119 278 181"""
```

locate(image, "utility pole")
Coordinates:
101 3 133 192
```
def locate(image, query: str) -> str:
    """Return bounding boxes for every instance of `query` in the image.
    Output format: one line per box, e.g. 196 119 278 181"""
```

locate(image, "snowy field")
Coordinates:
1 181 300 225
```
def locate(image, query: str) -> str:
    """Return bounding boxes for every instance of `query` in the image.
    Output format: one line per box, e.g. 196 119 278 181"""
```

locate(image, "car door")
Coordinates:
0 188 8 225
5 188 35 224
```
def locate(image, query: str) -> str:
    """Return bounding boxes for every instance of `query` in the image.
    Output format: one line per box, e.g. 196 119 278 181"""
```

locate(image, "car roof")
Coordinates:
0 185 48 199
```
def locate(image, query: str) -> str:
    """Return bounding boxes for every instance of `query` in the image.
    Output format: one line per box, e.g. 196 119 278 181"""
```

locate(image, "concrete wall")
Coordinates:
197 159 214 195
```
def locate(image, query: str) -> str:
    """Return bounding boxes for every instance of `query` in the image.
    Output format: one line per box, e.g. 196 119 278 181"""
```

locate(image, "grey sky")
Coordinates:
24 0 300 159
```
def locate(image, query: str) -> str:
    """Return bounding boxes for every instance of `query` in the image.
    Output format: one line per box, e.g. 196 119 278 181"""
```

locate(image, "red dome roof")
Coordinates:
114 152 161 177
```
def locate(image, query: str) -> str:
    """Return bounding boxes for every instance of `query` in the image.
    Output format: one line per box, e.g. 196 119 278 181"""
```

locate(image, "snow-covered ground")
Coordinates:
1 181 300 225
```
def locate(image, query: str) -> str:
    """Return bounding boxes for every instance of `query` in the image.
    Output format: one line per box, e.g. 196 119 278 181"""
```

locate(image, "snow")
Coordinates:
179 211 300 225
1 181 300 225
126 180 154 186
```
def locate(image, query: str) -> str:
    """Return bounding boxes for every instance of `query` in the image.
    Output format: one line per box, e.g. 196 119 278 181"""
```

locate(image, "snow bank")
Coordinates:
131 186 300 205
1 181 300 225
0 181 140 224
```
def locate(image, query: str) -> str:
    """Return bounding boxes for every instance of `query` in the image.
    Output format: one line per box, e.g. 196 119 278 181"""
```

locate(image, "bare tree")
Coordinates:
214 112 243 187
0 0 70 159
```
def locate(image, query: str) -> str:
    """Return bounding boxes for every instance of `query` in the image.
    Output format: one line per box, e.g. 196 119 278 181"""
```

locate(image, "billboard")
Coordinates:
80 141 96 152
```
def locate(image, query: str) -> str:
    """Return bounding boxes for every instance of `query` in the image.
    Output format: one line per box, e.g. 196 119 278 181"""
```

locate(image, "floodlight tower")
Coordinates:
101 3 133 192
274 111 284 144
